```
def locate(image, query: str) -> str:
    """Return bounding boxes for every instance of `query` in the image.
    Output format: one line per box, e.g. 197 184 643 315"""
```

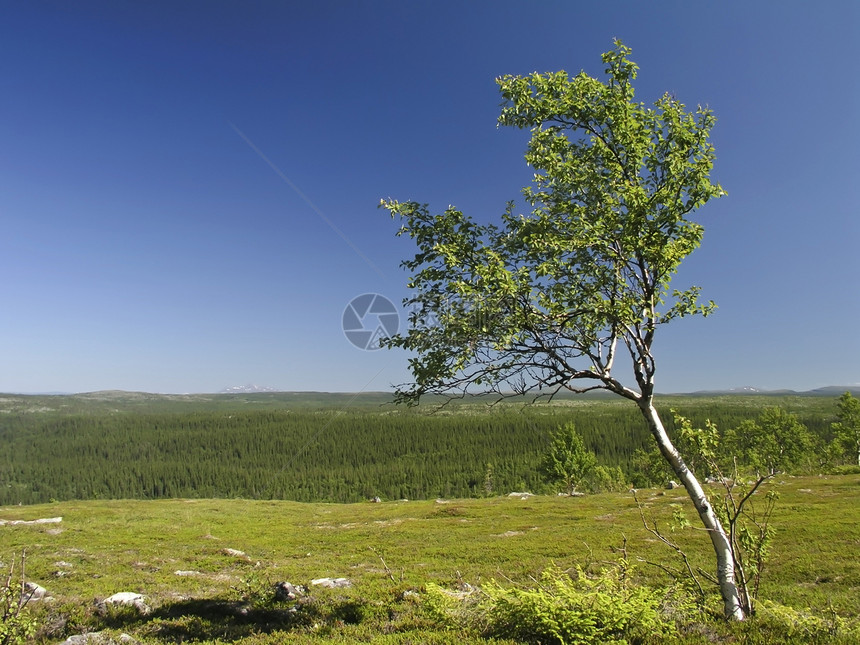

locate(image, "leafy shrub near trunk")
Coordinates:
425 563 689 644
1 555 38 645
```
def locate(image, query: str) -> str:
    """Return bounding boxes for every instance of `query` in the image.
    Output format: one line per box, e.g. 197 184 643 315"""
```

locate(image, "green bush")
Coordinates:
425 564 683 644
830 464 860 475
754 600 860 643
630 446 671 488
1 556 38 645
586 465 628 493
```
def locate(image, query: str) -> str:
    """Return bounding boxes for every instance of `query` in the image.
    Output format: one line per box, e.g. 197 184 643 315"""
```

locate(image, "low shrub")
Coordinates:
1 555 38 645
752 600 860 644
425 563 687 644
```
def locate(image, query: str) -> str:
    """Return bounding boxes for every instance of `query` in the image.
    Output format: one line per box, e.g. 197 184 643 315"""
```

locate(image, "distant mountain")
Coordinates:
685 385 860 397
807 385 860 396
219 384 280 394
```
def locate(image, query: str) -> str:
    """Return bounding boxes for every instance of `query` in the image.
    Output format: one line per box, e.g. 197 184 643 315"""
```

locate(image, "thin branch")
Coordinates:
368 547 396 584
632 491 706 603
696 567 718 586
734 475 772 519
636 557 682 580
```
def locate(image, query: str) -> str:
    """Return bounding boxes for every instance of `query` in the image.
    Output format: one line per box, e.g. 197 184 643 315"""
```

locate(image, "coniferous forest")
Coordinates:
0 392 844 505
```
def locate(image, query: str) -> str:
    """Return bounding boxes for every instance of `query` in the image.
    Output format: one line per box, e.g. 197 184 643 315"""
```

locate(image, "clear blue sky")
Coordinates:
1 1 858 394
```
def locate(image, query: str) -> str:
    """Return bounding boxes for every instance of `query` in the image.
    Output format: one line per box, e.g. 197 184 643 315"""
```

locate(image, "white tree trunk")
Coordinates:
639 399 746 621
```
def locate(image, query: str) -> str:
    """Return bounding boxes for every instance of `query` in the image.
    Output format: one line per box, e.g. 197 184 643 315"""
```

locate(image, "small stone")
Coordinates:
61 635 103 645
274 581 305 601
310 577 351 589
222 548 250 560
23 582 48 601
98 592 151 616
0 516 62 526
104 592 145 604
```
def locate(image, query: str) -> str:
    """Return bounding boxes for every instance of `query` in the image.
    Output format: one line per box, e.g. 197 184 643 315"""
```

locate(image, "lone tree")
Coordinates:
381 41 743 619
540 423 598 496
833 391 860 466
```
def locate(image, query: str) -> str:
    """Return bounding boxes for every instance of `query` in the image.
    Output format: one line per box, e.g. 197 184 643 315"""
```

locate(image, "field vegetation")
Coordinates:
0 392 844 506
1 474 858 643
1 391 859 643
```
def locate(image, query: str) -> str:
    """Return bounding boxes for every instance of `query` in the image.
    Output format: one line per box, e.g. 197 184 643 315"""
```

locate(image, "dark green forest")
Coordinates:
0 392 844 505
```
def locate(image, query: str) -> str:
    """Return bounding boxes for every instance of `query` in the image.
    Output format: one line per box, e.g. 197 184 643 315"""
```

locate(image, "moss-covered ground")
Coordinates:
2 474 858 643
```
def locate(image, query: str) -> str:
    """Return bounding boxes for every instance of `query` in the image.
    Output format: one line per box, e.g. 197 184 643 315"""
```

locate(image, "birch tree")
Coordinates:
381 41 744 619
833 391 860 466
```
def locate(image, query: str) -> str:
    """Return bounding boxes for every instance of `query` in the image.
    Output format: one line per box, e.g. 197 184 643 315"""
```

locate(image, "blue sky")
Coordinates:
1 1 857 394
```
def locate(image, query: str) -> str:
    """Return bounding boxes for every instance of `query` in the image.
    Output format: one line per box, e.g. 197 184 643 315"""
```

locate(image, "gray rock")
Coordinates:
274 581 306 601
97 592 151 616
61 632 137 644
705 476 734 486
0 516 62 526
310 577 351 589
23 582 48 601
508 491 534 499
221 548 250 560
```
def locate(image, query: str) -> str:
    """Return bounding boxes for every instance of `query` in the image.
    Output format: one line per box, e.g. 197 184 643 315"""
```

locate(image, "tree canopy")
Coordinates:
540 423 598 496
725 408 817 476
382 41 750 620
382 40 724 405
833 391 860 466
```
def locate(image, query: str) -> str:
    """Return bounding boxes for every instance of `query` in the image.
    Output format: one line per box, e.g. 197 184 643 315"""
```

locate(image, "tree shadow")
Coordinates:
96 597 315 642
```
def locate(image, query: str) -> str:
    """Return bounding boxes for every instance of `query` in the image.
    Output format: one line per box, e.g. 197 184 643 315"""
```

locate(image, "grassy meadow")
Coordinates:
2 391 859 643
2 474 859 643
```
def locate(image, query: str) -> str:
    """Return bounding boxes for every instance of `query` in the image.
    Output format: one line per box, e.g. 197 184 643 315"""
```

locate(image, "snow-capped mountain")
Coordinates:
219 384 279 394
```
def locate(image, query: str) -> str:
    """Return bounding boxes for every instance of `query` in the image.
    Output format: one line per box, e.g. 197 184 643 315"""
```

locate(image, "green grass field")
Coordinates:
2 391 858 642
3 474 859 643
